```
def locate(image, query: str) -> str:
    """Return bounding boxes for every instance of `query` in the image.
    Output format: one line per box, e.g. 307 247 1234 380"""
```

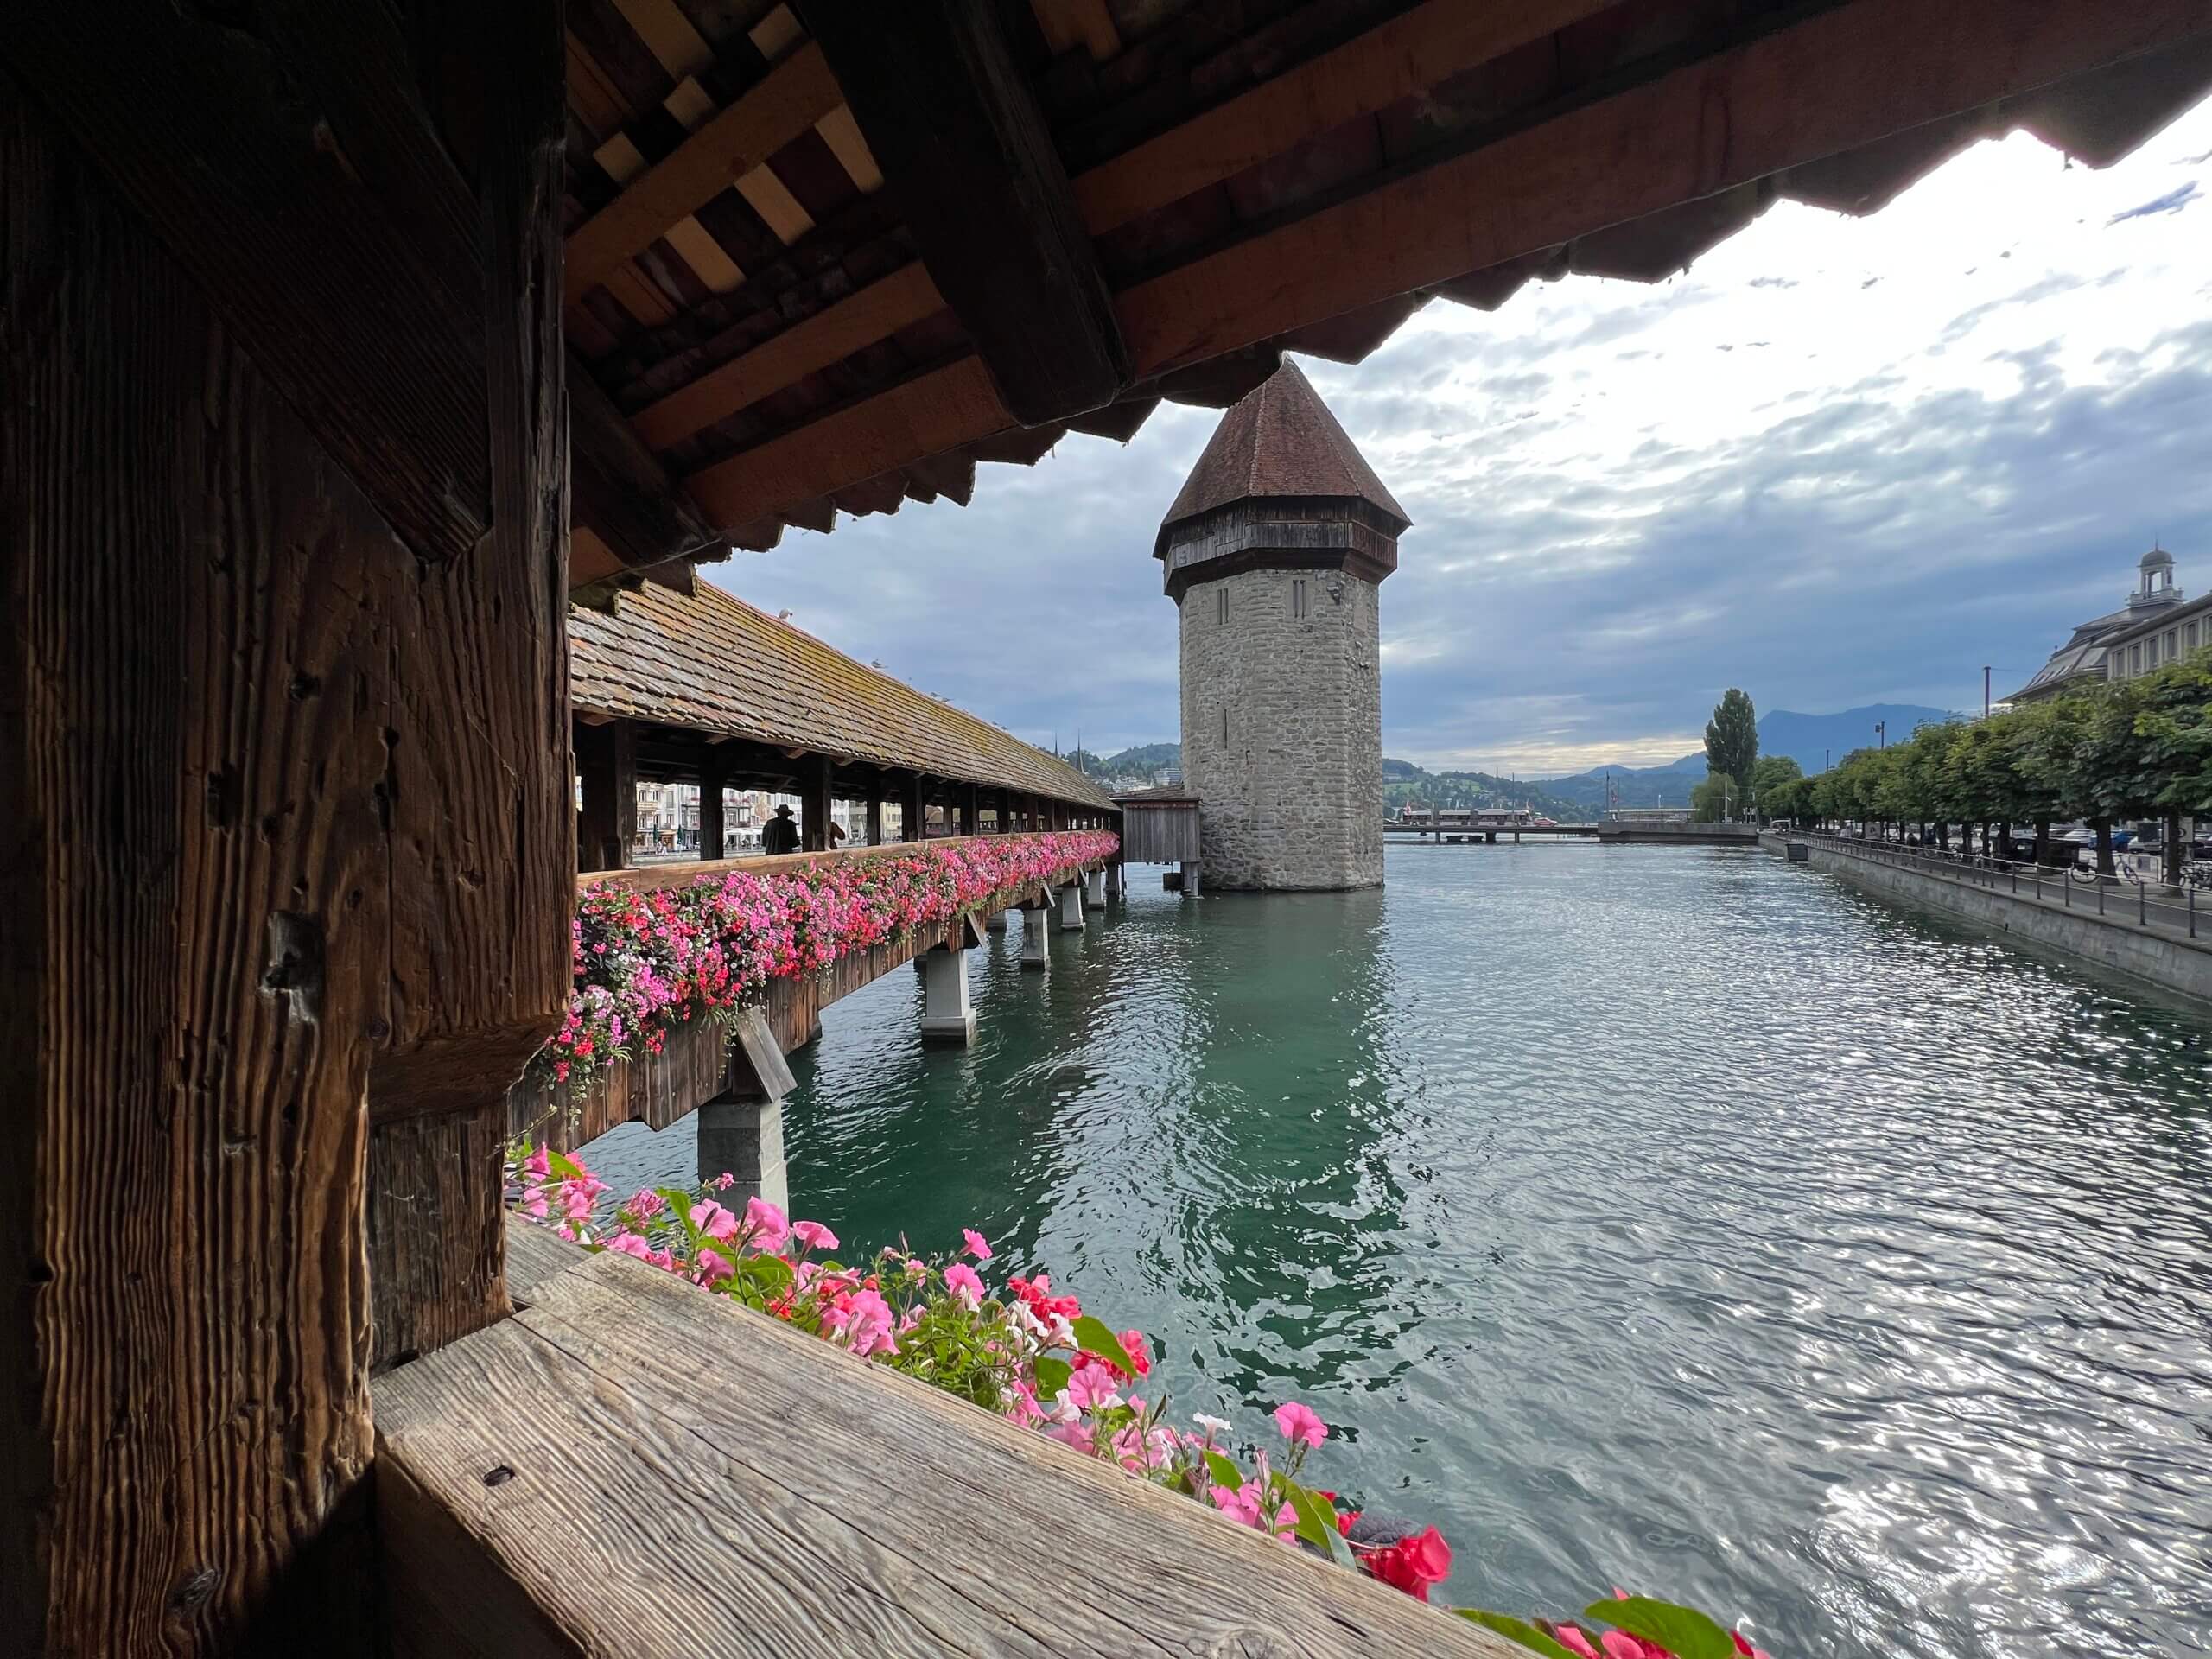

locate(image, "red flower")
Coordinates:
1361 1526 1452 1602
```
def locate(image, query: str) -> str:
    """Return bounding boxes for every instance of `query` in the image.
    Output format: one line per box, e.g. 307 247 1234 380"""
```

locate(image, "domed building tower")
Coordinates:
1154 361 1409 891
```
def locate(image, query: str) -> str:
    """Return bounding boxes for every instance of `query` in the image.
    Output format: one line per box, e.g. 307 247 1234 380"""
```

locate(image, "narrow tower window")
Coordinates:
1217 587 1229 625
1292 578 1307 619
1222 709 1230 748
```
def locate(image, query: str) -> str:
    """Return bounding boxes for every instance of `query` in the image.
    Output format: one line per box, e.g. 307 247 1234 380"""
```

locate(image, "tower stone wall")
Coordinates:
1153 360 1407 893
1179 566 1382 889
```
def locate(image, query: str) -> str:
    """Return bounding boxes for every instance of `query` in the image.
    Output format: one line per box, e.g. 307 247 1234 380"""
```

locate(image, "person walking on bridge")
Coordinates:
762 803 800 855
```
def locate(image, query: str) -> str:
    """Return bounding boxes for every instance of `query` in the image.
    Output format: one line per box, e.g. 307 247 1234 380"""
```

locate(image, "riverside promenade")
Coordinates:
1764 831 2212 1007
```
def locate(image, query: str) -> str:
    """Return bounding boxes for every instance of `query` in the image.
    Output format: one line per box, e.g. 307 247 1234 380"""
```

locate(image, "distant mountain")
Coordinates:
1535 704 1957 810
1753 705 1955 775
1380 760 1584 820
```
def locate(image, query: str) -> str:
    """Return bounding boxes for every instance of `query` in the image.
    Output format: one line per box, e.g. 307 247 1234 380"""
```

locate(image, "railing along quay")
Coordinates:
1789 831 2205 941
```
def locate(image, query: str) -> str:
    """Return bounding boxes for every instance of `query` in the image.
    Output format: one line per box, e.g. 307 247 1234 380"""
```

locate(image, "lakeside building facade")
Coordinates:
1155 363 1408 891
2010 545 2200 702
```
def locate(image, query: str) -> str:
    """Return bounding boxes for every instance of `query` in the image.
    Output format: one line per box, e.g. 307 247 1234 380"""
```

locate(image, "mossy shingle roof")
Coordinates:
569 582 1114 810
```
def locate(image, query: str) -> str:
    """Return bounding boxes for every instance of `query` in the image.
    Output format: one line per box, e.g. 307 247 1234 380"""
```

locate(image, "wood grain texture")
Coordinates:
365 0 575 1375
799 0 1128 425
566 41 842 296
1117 0 2212 374
571 346 725 566
1 85 377 1652
374 1239 1521 1657
1071 0 1614 234
1 0 493 564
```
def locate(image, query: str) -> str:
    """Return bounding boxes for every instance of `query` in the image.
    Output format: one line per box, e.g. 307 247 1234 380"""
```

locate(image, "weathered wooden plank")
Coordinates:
1 83 379 1652
566 42 843 296
800 0 1128 424
373 1244 1519 1656
1071 0 1614 233
1 1 492 565
631 261 945 450
1117 0 2212 374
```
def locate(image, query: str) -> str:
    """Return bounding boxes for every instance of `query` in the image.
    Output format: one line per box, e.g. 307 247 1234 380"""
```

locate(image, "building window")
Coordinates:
2166 629 2179 663
1217 587 1229 625
1292 578 1308 619
2190 621 2200 653
2132 643 2143 675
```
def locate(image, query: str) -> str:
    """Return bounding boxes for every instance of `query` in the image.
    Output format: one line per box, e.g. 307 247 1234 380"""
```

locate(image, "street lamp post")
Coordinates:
1983 665 1992 720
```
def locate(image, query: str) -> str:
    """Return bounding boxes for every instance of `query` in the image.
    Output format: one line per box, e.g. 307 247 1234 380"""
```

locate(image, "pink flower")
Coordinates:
944 1262 985 1307
1063 1361 1121 1414
962 1228 993 1262
791 1219 839 1254
695 1245 734 1286
1117 1329 1153 1377
743 1196 788 1249
1272 1401 1326 1450
689 1199 739 1241
606 1231 652 1261
1555 1630 1601 1659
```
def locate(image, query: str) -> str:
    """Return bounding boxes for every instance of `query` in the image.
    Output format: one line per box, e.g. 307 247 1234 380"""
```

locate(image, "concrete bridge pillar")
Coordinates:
1058 880 1086 931
1085 868 1106 909
697 1008 795 1213
1179 860 1201 896
1107 861 1123 897
918 943 975 1044
985 905 1008 933
1020 903 1050 972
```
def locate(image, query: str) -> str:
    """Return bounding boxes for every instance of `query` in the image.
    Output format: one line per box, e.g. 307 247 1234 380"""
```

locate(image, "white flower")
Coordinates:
1193 1413 1231 1439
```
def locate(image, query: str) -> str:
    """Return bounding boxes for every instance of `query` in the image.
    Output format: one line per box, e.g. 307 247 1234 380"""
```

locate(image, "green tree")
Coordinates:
1704 689 1758 791
1751 753 1802 804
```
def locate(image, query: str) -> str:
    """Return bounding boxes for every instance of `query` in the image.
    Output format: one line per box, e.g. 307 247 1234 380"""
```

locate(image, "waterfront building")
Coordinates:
1156 362 1409 891
2010 544 2195 702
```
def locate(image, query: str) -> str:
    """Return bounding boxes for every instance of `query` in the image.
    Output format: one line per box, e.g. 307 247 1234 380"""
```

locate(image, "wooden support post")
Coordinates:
803 753 834 854
962 782 980 836
902 772 925 842
698 749 728 861
1 14 571 1638
866 791 885 848
576 718 638 871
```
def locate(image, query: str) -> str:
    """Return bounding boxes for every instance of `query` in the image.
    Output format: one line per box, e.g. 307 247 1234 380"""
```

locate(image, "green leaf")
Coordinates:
1202 1450 1243 1491
1031 1356 1072 1401
546 1147 586 1182
1455 1611 1583 1659
1281 1480 1354 1567
1586 1598 1737 1659
1068 1315 1136 1376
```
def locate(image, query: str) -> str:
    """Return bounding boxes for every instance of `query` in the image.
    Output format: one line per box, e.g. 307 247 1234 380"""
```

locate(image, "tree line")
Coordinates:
1760 652 2212 878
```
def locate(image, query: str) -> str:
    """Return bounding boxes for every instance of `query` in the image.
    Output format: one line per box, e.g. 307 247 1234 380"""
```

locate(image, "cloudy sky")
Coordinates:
708 97 2212 775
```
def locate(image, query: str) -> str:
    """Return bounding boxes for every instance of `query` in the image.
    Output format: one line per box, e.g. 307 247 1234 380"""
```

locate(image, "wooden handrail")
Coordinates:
578 830 1116 894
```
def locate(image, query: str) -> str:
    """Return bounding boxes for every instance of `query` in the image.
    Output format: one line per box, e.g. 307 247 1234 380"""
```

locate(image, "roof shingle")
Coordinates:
569 582 1115 810
1160 359 1408 534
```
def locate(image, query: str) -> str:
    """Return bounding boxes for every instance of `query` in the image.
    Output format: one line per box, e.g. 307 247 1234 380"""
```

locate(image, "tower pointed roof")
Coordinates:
1156 360 1408 555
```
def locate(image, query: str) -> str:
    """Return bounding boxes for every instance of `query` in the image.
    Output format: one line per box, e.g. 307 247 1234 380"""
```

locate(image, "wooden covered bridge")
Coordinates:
8 1 2211 1653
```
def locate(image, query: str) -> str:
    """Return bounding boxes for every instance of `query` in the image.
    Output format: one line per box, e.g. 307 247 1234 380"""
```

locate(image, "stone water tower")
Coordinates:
1154 361 1409 891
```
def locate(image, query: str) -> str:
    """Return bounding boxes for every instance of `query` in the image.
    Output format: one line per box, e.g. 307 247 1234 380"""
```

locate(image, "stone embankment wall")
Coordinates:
1761 833 2212 1007
1180 568 1382 890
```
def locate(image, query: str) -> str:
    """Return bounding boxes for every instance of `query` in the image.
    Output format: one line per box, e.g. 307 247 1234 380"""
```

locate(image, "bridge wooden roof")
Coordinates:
569 580 1116 810
550 0 2212 596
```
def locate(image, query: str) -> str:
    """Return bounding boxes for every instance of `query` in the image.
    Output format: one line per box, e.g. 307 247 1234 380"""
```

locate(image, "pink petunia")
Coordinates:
791 1219 839 1254
742 1196 789 1249
962 1227 994 1262
944 1262 985 1308
1272 1400 1326 1450
689 1200 740 1241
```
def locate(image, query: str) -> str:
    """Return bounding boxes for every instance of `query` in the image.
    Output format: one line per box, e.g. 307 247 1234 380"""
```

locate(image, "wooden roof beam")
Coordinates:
1071 0 1617 235
564 42 844 298
570 347 726 567
3 1 493 565
1117 0 2212 377
798 1 1128 426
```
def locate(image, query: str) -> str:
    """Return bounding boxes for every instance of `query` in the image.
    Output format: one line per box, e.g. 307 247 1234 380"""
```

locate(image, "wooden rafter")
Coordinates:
798 0 1128 426
570 347 723 563
632 261 945 449
1070 0 1617 235
566 41 843 299
1116 0 2212 375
